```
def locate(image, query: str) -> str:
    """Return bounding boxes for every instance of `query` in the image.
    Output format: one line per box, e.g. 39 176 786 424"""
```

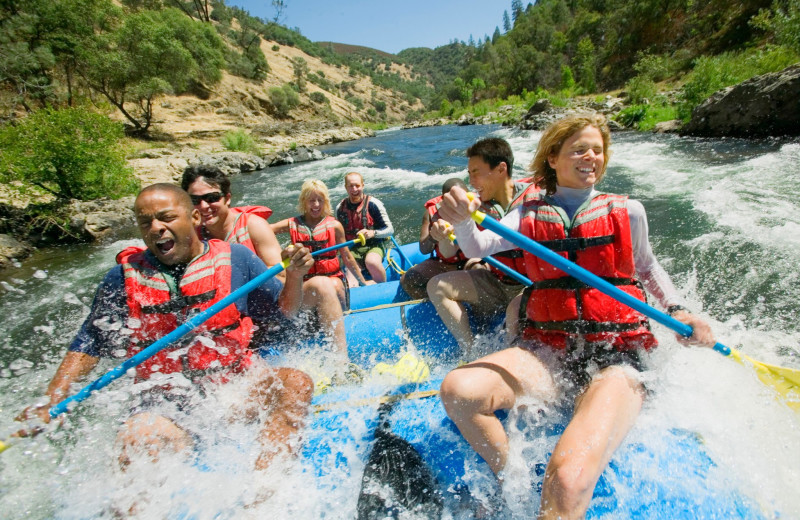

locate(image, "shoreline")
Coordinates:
0 123 376 269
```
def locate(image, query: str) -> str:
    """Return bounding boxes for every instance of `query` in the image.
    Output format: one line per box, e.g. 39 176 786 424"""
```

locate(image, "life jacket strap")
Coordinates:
140 289 217 315
529 276 635 291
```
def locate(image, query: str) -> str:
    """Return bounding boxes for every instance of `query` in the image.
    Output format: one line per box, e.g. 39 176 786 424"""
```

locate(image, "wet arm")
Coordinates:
335 223 368 285
248 215 286 282
270 218 290 235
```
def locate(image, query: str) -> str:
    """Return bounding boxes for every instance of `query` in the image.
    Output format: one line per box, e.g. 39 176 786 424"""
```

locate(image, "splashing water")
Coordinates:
1 126 799 518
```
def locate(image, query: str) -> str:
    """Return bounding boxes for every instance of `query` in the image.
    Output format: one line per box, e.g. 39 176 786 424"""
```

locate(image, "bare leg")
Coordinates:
331 276 347 310
117 412 193 469
400 258 458 299
364 251 387 283
440 347 557 474
302 276 347 356
253 367 313 471
538 367 644 520
427 270 481 356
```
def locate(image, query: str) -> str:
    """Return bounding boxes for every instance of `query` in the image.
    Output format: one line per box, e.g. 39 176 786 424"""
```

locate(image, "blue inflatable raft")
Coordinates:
295 241 767 519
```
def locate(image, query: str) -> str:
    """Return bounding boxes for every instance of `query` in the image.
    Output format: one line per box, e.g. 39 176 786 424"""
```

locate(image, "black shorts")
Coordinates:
522 338 648 391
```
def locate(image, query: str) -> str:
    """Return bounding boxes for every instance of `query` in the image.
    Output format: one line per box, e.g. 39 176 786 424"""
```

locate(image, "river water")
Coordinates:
1 124 799 518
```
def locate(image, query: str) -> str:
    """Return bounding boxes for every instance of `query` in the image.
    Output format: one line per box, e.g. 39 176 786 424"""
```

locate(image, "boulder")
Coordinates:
681 64 800 138
269 146 326 167
653 120 683 134
65 196 136 241
0 234 32 268
191 152 268 176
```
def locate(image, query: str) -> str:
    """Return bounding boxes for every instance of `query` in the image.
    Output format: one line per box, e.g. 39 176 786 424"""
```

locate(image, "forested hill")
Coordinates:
422 0 799 104
0 0 434 131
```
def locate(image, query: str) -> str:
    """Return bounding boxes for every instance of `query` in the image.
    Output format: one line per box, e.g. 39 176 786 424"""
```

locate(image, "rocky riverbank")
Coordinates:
0 124 374 269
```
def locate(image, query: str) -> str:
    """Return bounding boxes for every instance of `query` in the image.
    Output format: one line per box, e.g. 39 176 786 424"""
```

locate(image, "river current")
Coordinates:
1 124 798 518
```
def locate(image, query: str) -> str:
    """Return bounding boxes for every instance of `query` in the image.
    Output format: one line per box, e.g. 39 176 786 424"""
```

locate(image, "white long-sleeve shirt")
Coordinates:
452 186 685 309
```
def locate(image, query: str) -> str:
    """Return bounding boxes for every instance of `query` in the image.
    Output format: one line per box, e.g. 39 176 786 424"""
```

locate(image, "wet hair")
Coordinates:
298 179 333 216
466 137 514 176
180 164 231 196
530 112 611 196
136 183 194 214
344 171 364 186
441 177 467 195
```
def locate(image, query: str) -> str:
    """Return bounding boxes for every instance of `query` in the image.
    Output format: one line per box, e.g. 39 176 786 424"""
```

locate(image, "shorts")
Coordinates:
521 337 648 392
468 268 524 318
350 242 386 265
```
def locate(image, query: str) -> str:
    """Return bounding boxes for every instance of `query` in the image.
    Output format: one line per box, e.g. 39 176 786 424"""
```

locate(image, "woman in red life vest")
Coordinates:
181 165 283 278
272 179 367 309
182 166 348 358
436 113 717 519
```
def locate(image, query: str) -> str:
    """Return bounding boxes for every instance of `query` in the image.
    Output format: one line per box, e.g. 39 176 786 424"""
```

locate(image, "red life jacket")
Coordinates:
424 195 468 265
288 215 344 280
116 240 254 381
481 182 538 284
223 206 273 251
518 192 656 351
336 195 374 242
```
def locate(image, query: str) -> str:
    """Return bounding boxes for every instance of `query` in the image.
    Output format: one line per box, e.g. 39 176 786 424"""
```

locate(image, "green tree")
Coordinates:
268 84 299 117
0 108 139 200
575 37 597 92
291 56 308 92
79 8 225 133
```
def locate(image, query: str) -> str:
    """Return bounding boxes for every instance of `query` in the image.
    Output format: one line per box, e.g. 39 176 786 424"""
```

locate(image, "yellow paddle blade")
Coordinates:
0 439 10 454
371 352 431 384
729 348 800 412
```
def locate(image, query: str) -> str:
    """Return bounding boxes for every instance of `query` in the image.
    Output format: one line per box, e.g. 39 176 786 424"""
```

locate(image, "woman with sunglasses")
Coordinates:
181 165 283 276
271 179 368 310
181 165 348 357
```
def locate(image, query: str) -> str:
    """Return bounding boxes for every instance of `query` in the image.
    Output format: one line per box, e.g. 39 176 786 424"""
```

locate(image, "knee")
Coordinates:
543 455 597 512
426 275 445 301
440 369 487 415
277 367 314 404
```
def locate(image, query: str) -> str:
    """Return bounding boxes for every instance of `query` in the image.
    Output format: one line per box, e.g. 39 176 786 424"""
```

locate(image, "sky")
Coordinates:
226 0 511 55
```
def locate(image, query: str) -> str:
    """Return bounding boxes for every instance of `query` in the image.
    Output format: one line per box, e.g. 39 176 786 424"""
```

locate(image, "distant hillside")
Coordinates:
317 42 397 61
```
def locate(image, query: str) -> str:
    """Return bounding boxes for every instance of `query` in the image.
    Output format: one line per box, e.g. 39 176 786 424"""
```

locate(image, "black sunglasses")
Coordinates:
190 192 224 205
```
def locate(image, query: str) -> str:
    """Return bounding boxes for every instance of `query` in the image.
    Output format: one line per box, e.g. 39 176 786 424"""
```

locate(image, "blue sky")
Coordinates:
226 0 511 54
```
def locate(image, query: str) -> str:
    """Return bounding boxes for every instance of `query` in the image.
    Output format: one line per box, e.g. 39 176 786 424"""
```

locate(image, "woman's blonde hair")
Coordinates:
529 112 612 195
297 179 333 216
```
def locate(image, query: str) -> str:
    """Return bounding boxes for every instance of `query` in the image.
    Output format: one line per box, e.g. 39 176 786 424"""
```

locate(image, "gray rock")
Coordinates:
0 234 32 268
191 152 268 176
269 146 326 167
681 64 800 138
653 120 683 134
64 197 136 241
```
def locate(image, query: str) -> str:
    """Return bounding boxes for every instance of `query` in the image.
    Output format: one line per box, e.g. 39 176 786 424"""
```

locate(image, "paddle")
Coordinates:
447 231 533 286
466 207 800 411
355 354 443 519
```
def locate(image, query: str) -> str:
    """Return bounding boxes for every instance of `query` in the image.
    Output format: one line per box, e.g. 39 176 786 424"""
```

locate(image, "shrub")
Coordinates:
678 45 800 119
625 76 657 105
271 45 280 51
268 84 300 117
309 91 328 104
220 129 261 154
0 108 139 200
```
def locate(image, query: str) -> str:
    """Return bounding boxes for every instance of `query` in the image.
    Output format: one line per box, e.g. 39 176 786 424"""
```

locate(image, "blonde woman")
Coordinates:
272 179 367 310
437 113 716 518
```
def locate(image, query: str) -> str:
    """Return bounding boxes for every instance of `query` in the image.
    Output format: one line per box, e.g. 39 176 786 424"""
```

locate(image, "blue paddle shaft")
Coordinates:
49 240 359 418
473 214 730 356
450 233 533 286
